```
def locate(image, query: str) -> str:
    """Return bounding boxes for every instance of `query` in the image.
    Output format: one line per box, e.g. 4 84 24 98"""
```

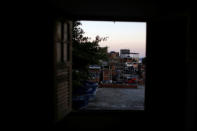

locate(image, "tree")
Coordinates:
72 21 108 88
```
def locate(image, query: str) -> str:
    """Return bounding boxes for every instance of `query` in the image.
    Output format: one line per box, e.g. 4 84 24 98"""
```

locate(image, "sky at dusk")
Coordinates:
80 21 146 58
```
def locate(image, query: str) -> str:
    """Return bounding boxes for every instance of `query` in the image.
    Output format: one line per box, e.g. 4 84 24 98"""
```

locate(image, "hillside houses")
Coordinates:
89 49 144 85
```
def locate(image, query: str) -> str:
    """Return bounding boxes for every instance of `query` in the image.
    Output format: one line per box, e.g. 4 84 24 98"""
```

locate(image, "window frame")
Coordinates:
70 18 149 113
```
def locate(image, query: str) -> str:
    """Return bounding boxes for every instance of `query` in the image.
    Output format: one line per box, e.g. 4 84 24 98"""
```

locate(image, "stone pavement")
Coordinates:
83 85 145 110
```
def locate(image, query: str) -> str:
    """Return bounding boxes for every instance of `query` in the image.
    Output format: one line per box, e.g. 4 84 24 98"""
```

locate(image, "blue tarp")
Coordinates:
72 81 98 109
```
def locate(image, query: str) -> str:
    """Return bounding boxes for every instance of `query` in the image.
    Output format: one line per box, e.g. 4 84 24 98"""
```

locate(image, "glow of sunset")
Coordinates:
80 21 146 58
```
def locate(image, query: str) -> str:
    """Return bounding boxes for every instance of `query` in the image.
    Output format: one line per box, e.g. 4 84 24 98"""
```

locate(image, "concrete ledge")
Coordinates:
99 84 138 88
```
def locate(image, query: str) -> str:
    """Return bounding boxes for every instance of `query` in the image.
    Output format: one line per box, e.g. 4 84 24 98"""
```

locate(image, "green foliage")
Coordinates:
72 21 108 89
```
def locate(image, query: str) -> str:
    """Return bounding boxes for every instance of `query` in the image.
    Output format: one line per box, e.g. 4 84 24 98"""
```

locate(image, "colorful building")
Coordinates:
88 65 101 83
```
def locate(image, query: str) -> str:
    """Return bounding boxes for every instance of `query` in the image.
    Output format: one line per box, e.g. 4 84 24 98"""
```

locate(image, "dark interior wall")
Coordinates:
147 13 196 131
8 0 196 130
146 16 188 130
8 6 56 129
51 1 194 130
57 15 191 130
185 14 196 131
50 0 191 22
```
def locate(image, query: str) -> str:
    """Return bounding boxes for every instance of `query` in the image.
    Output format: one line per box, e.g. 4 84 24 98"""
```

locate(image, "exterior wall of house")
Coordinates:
109 52 119 59
89 68 100 83
103 69 112 82
133 63 138 69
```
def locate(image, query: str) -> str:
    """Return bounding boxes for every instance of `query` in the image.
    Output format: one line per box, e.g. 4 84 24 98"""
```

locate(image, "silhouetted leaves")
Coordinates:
72 21 108 89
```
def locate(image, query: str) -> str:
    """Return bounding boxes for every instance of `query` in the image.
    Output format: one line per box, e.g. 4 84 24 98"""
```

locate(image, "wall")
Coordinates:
54 3 194 130
145 15 190 130
9 1 196 130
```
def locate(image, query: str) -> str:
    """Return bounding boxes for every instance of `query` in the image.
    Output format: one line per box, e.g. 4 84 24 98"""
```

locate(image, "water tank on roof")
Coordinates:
120 49 130 54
